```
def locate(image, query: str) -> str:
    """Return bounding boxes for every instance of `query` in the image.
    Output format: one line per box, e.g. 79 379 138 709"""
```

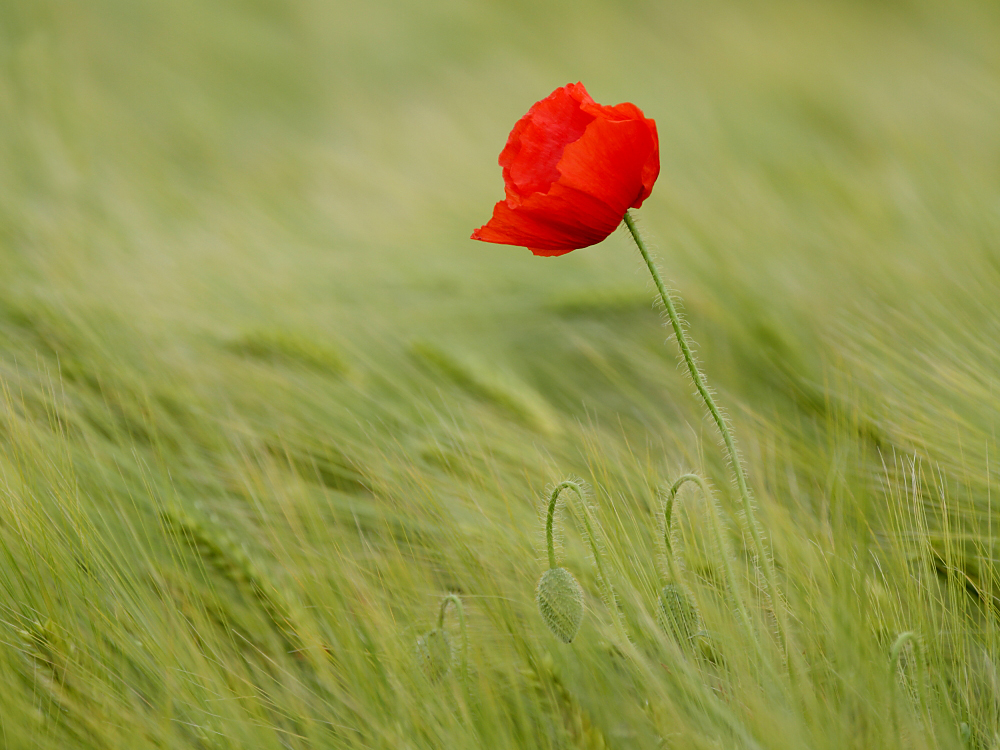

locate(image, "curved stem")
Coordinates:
664 474 703 557
624 211 787 652
888 631 914 674
546 480 626 637
665 473 754 640
889 631 927 716
662 474 698 584
438 594 468 682
545 482 577 570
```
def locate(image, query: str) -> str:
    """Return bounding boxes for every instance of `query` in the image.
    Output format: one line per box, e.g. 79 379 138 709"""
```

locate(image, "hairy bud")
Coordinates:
657 583 697 646
537 567 585 643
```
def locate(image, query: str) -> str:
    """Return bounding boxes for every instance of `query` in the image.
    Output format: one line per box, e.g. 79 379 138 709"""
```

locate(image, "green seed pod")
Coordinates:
657 583 697 646
537 567 584 643
415 628 452 682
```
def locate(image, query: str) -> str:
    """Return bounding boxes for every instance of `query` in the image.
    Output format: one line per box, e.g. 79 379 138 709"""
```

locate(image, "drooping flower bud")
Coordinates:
415 628 452 682
657 583 698 646
536 567 585 644
416 594 468 685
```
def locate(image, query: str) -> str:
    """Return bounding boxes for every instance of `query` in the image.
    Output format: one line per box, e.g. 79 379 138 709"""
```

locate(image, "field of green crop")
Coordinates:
2 0 1000 747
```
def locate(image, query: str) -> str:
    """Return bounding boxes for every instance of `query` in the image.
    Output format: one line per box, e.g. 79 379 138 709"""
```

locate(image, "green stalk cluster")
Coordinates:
160 507 306 655
523 653 609 749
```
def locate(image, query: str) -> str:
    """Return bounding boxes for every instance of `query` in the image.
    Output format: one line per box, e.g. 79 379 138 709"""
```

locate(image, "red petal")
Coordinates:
576 98 659 208
634 117 660 208
528 246 576 257
471 179 624 253
499 84 595 203
556 115 656 216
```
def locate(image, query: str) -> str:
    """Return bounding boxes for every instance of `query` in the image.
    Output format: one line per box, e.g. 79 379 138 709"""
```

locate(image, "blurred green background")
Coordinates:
2 0 1000 747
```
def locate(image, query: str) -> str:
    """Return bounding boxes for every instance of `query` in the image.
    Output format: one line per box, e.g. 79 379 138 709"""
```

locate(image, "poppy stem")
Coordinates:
664 474 750 630
544 482 570 571
663 472 788 683
546 480 626 637
547 482 611 601
438 594 468 684
623 211 787 656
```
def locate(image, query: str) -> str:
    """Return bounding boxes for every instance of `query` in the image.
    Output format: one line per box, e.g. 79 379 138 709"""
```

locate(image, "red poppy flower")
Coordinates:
471 82 659 257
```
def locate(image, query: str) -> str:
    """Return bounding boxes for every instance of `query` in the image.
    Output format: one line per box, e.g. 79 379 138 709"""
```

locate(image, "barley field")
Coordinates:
2 0 1000 748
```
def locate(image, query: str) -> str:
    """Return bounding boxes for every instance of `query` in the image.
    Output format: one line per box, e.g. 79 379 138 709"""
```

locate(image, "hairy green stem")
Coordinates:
889 631 928 718
664 473 753 636
663 474 704 556
544 482 567 570
624 211 787 653
545 480 624 636
660 480 688 588
438 594 468 681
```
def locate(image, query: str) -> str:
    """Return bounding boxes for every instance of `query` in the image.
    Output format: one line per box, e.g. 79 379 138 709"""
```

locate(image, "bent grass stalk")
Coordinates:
624 211 788 655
